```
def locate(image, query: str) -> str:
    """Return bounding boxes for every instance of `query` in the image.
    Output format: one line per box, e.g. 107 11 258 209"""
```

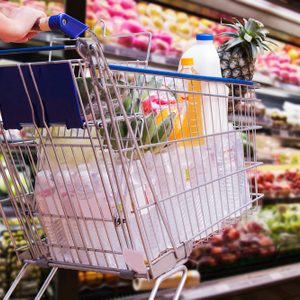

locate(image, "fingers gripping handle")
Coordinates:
33 13 89 39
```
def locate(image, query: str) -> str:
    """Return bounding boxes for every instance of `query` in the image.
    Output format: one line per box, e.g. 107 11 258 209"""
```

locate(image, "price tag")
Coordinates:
269 272 282 280
152 54 165 65
215 284 230 293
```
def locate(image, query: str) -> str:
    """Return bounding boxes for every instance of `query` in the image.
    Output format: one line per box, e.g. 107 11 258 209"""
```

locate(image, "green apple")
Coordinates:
269 221 286 233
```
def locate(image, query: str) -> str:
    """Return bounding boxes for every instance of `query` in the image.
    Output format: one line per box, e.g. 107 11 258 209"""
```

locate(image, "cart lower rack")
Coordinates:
0 22 262 300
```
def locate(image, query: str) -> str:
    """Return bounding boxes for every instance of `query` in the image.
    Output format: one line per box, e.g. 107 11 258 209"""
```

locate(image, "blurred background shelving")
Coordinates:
1 0 300 299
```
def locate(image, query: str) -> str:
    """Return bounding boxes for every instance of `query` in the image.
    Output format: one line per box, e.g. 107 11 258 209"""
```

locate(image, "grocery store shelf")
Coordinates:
150 0 300 46
116 261 300 300
181 262 300 299
104 43 178 68
271 128 300 139
260 197 300 205
1 206 15 219
253 73 274 86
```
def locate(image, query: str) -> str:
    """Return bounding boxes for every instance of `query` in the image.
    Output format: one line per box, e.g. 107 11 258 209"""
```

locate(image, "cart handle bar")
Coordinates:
109 64 254 86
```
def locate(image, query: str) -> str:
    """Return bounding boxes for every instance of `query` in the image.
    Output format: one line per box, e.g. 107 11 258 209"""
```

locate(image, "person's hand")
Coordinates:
8 7 46 42
0 7 46 43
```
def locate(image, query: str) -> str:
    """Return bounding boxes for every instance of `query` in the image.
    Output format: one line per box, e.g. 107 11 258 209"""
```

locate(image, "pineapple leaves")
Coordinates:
224 37 244 50
222 23 240 32
219 17 276 58
256 39 264 54
265 38 278 46
262 42 272 52
221 31 239 38
250 42 258 58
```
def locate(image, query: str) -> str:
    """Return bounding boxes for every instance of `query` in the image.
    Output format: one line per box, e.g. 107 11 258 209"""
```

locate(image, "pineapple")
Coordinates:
218 18 274 112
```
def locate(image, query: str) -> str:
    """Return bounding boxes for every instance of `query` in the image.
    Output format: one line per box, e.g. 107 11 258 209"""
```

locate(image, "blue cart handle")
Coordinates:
32 13 88 39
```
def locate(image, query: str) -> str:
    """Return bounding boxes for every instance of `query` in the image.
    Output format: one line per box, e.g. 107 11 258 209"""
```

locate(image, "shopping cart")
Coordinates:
0 13 263 300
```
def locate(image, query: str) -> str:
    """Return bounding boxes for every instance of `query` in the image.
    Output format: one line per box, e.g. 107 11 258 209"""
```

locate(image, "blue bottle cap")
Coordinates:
196 34 214 41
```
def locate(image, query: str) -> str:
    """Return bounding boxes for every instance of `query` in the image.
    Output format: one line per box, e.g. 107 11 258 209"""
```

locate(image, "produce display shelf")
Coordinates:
1 206 15 219
194 250 300 280
148 0 300 45
260 197 300 206
271 129 300 140
103 44 179 67
228 115 272 128
94 258 300 299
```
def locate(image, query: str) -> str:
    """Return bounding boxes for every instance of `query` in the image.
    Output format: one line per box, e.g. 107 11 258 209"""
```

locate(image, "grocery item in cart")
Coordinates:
35 148 127 268
180 34 228 135
177 57 204 146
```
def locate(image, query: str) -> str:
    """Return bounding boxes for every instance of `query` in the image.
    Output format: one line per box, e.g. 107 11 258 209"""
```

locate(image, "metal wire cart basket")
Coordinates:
0 14 262 300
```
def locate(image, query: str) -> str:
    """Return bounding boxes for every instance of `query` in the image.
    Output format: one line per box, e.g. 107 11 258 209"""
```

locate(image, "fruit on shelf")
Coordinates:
86 0 244 55
223 227 240 241
189 16 200 28
124 9 138 20
153 32 173 46
152 17 164 29
252 170 300 199
164 8 177 21
177 12 188 23
0 0 64 15
117 30 135 47
139 15 151 27
0 175 8 194
188 220 276 269
146 3 162 17
121 0 135 10
121 20 145 33
0 169 31 196
155 38 170 54
272 148 300 166
136 2 147 15
132 35 150 51
260 204 300 252
257 52 300 86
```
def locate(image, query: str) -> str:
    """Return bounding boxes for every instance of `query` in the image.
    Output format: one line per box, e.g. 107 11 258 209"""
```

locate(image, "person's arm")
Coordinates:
0 7 46 43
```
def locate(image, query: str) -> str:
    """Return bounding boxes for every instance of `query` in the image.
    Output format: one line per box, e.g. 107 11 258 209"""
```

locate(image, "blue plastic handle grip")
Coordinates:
48 14 89 39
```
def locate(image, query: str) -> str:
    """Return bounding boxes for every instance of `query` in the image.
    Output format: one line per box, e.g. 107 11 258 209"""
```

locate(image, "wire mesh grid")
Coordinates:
0 37 262 280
